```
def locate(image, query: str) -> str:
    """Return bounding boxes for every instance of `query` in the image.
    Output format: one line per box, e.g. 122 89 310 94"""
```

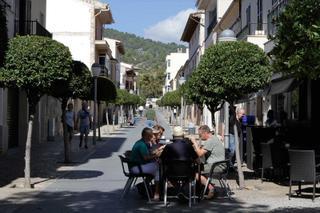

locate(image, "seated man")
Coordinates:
130 127 163 200
161 126 198 200
161 126 197 161
189 125 225 199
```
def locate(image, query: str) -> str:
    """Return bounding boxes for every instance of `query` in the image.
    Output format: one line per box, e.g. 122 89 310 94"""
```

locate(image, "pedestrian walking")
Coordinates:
76 101 92 149
65 103 76 143
145 104 157 128
138 105 144 117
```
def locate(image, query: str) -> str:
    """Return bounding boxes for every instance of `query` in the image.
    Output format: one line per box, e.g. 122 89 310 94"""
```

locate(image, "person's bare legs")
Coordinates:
196 173 214 198
153 181 160 200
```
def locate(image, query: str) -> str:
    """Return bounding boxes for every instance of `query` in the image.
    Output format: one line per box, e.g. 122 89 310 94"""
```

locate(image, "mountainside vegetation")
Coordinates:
103 28 186 98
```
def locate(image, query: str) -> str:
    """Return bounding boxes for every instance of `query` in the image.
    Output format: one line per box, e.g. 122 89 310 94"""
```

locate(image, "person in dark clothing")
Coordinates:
161 126 197 162
228 106 244 163
160 126 197 201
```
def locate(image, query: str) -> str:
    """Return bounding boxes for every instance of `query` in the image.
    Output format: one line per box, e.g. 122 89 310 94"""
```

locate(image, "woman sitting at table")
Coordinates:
189 125 225 199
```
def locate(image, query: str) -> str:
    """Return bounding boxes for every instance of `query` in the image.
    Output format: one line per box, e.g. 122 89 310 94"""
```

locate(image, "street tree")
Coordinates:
50 60 91 163
0 35 73 188
138 71 164 98
114 89 139 125
160 89 181 108
92 76 117 138
186 41 272 188
272 0 320 80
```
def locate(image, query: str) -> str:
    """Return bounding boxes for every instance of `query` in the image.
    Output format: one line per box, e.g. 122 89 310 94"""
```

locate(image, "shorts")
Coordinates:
80 125 89 134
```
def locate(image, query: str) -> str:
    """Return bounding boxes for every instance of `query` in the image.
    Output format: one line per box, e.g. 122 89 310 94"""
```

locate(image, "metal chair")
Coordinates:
119 155 154 202
261 143 273 182
162 160 196 207
288 149 320 201
202 160 232 199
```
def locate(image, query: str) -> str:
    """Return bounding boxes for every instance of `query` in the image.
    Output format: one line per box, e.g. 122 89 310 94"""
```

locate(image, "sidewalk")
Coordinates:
1 115 320 212
0 124 117 197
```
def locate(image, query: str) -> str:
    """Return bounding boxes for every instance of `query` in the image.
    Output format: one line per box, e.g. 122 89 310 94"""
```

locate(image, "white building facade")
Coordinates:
104 38 124 86
0 0 51 153
46 0 114 69
163 49 188 94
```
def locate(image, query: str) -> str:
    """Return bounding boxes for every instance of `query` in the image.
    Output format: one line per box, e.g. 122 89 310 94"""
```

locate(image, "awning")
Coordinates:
267 78 298 96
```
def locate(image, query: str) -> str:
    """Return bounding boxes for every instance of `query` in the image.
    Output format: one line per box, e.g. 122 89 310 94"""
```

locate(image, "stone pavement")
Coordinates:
0 111 320 212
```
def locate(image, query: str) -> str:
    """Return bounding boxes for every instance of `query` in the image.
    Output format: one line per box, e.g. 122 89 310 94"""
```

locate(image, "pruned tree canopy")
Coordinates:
272 0 320 79
0 35 72 104
186 41 271 109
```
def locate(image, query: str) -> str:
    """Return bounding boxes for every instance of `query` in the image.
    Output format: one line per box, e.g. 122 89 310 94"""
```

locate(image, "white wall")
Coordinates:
46 0 93 68
217 0 232 20
165 51 188 92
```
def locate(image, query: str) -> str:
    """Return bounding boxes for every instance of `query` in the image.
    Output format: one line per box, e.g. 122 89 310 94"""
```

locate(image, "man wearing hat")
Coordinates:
160 126 198 201
161 126 197 162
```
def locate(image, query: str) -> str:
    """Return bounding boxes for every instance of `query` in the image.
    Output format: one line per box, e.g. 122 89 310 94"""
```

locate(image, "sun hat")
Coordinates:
173 126 184 137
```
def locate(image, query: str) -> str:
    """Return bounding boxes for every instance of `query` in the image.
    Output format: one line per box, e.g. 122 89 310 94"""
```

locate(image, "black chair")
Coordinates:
202 160 232 199
119 155 154 202
162 160 196 207
288 149 320 201
261 142 273 182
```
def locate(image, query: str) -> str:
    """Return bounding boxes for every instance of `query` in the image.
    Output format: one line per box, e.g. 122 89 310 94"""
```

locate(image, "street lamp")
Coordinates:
91 63 102 145
179 76 186 127
218 29 236 150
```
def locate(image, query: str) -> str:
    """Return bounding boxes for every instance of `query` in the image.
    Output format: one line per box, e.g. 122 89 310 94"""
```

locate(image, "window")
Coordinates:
246 5 251 34
167 59 171 67
257 0 263 30
167 73 170 80
99 55 106 65
207 9 217 36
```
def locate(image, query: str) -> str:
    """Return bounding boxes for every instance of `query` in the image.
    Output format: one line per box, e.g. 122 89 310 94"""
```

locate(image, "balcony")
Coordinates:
237 23 268 49
14 20 52 38
96 64 109 77
267 0 289 36
237 23 268 40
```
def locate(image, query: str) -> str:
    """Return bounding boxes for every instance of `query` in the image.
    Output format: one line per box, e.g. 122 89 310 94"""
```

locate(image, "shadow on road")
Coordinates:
1 189 273 213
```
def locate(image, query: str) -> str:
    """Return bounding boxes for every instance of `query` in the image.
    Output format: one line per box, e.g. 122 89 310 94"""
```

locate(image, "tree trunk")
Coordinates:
24 114 33 188
234 124 245 189
24 98 38 188
61 98 71 163
98 102 101 140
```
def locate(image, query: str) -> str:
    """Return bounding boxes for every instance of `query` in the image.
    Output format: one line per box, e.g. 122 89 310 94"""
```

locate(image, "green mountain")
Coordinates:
103 28 186 72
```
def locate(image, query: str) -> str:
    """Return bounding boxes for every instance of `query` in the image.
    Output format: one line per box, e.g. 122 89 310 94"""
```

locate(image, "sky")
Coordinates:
102 0 196 44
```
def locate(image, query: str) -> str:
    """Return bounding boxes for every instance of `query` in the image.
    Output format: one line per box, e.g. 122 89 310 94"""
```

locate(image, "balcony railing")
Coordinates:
236 23 268 40
97 64 109 77
14 20 52 38
0 0 11 9
267 0 289 36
